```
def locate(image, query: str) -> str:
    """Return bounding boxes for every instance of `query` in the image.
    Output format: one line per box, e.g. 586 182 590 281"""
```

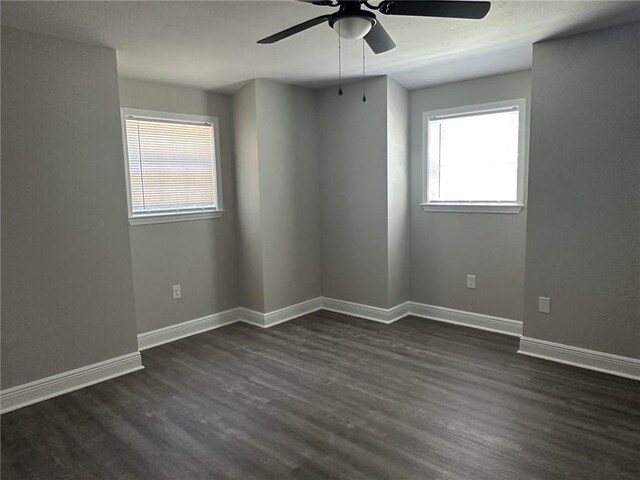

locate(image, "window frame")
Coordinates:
121 108 224 225
421 98 527 214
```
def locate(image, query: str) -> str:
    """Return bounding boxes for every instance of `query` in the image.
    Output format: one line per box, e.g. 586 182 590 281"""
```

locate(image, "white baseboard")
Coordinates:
240 297 323 328
518 337 640 381
5 302 634 415
0 352 143 414
137 298 521 341
408 302 523 337
320 298 521 336
321 297 410 324
138 308 241 350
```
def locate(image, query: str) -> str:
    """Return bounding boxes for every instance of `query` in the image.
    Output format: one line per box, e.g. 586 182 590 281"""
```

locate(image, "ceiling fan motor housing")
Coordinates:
329 10 377 40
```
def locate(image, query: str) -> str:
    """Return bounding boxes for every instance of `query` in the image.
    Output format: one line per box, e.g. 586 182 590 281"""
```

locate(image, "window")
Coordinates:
122 108 223 224
422 99 526 213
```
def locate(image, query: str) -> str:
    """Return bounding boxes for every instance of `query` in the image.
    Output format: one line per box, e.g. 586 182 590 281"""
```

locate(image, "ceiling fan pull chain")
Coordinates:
338 21 343 96
362 39 367 102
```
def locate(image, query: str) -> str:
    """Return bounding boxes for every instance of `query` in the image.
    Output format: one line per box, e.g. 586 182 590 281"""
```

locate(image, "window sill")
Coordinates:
129 210 224 225
420 203 524 214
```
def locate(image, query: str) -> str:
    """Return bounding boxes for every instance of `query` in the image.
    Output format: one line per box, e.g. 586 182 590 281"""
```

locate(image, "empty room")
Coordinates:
1 1 639 478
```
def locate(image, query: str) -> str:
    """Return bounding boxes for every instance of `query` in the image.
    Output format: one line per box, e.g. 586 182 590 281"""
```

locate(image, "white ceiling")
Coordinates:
2 1 639 92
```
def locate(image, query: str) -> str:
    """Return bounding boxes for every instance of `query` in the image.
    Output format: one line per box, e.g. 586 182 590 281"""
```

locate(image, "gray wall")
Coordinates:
233 79 321 313
119 79 239 334
5 22 636 397
318 77 391 308
1 28 138 388
387 78 410 307
409 70 532 320
524 24 639 358
233 81 265 312
255 80 321 312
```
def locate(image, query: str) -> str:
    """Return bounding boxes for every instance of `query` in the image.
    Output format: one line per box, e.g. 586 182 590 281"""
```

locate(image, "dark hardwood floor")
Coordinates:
2 311 639 479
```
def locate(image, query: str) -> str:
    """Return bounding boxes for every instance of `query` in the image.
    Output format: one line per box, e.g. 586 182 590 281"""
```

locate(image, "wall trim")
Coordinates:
1 352 143 414
240 297 323 328
321 297 410 324
408 302 523 337
518 337 640 381
420 203 524 214
320 298 521 335
6 302 635 414
137 308 242 350
135 299 520 348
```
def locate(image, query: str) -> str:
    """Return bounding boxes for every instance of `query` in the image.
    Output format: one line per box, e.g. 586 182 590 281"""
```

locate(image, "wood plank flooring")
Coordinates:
2 311 639 479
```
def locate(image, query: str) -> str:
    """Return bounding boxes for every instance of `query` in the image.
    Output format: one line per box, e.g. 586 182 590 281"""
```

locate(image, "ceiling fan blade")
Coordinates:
258 15 332 44
378 1 491 20
364 21 396 54
296 0 336 5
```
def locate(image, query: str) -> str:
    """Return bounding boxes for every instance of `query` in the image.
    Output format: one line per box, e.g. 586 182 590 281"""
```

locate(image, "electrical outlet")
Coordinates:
172 284 182 300
538 296 551 314
466 275 476 289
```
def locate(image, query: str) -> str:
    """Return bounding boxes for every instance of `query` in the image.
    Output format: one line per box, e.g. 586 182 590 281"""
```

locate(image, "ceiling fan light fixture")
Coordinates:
332 16 374 39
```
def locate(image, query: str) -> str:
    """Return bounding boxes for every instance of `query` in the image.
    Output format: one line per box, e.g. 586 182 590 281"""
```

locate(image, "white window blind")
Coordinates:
125 116 218 216
427 107 520 203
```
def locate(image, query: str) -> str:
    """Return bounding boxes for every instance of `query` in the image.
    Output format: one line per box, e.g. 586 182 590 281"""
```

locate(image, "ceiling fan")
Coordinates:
258 1 491 54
